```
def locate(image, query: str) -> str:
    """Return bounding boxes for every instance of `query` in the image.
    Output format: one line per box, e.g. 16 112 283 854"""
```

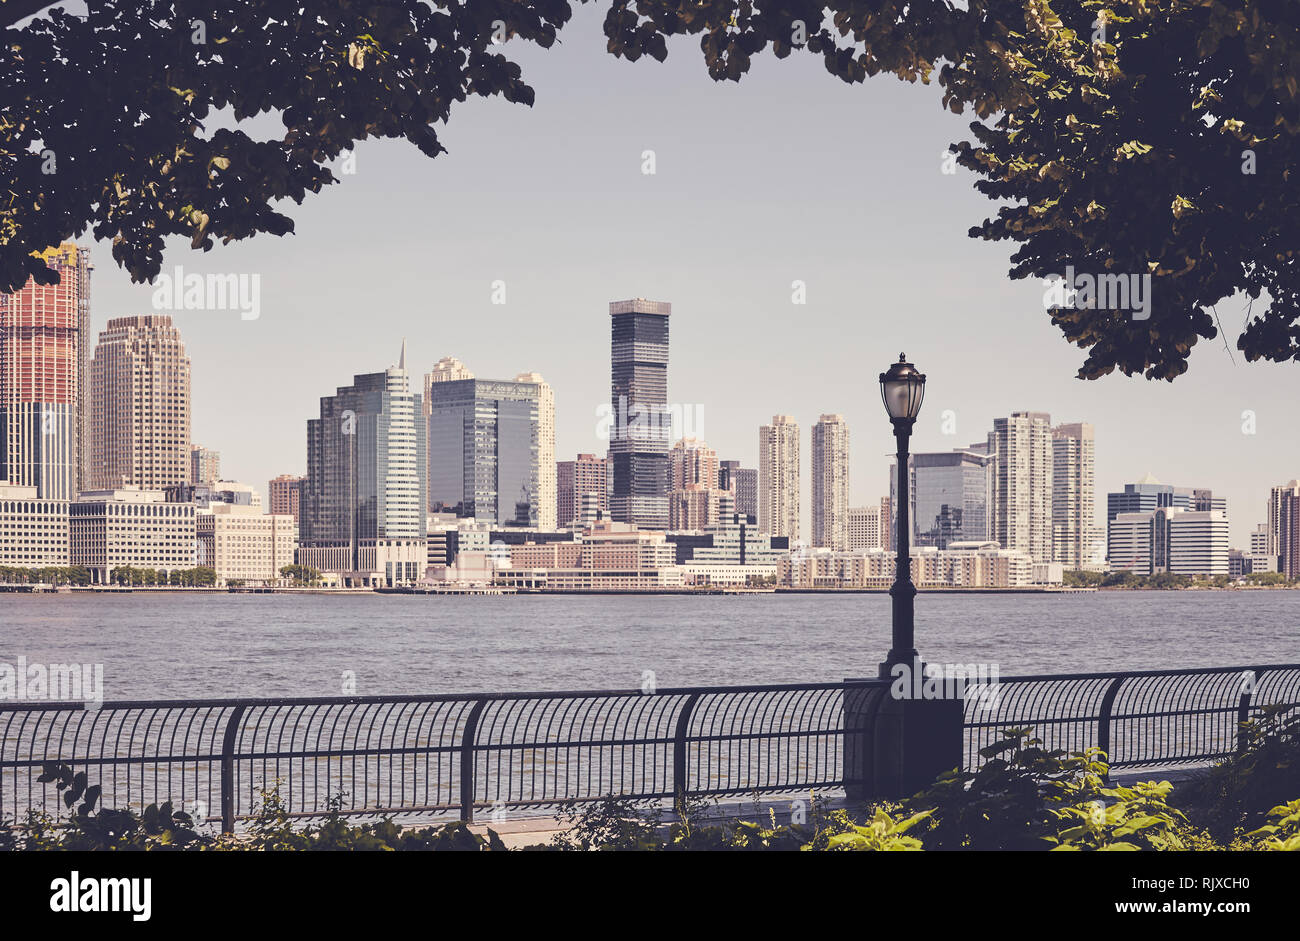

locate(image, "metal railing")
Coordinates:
963 664 1300 771
2 664 1297 832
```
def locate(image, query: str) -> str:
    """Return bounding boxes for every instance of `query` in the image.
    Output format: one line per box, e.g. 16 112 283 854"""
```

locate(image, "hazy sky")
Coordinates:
80 7 1299 545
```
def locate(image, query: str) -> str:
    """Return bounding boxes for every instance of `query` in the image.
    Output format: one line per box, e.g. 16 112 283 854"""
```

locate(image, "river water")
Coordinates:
2 591 1297 701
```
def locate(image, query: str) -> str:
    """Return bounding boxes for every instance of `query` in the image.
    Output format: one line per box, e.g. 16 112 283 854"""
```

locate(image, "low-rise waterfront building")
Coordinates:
196 503 297 586
0 483 69 569
781 542 1047 589
495 520 684 590
70 488 196 583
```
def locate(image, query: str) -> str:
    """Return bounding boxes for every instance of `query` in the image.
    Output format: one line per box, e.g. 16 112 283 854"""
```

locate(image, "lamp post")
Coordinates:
879 353 926 676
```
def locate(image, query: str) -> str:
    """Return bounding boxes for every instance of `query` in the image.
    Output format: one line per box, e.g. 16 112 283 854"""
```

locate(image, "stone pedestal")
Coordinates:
843 677 963 801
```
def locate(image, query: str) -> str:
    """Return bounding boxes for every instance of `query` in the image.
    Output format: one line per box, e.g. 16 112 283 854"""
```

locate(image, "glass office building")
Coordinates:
1106 475 1193 523
425 377 540 528
300 348 427 584
892 449 991 549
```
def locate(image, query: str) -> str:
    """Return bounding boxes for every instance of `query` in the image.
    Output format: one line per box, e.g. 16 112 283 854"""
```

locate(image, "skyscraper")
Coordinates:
425 355 474 388
299 342 426 586
1051 422 1098 568
269 473 305 522
609 298 671 529
669 437 719 490
758 415 800 539
1267 481 1297 558
987 411 1053 562
515 372 556 530
847 505 882 550
425 370 540 527
811 414 850 549
557 453 609 528
0 242 91 500
719 459 757 519
87 315 192 491
892 449 991 550
190 445 221 485
1276 481 1300 579
668 437 724 531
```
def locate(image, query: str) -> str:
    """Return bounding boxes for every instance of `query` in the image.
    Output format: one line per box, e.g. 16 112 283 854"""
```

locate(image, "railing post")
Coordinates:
672 693 700 803
1097 676 1125 782
219 705 246 835
460 699 487 823
1236 668 1261 755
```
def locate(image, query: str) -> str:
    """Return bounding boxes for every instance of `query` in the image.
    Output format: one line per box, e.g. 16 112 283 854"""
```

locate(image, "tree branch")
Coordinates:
1 0 78 31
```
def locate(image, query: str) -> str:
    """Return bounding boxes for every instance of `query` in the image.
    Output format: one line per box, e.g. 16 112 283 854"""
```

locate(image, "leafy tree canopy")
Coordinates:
3 0 1297 379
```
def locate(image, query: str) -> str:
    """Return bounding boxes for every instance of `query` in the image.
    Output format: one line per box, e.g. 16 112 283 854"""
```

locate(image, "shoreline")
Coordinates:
5 584 1296 596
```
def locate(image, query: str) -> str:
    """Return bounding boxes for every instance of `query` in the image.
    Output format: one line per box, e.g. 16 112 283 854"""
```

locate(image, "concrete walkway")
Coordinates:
463 767 1212 848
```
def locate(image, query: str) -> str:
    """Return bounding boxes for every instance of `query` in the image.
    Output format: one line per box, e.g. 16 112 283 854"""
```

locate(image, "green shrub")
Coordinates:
1048 780 1190 851
1246 799 1300 851
1180 705 1300 840
907 729 1110 850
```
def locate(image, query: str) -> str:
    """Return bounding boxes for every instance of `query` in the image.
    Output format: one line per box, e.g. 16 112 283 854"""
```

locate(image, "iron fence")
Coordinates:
2 664 1297 832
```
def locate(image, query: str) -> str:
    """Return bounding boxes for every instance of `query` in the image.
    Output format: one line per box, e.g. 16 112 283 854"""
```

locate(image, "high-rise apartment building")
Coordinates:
269 474 305 521
299 343 427 586
190 445 221 485
425 371 540 527
0 242 91 500
669 485 724 531
668 437 723 531
847 504 882 551
1276 481 1300 579
425 355 474 388
1051 422 1098 568
758 415 800 540
719 460 758 519
987 411 1053 562
879 496 893 551
718 460 739 492
609 298 671 530
557 453 609 528
811 414 850 549
669 437 718 490
87 315 192 491
514 372 555 530
1267 481 1296 558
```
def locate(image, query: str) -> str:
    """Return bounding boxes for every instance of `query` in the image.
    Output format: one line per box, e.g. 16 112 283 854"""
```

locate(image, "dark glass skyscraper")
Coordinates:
609 298 671 529
300 347 427 586
425 377 540 527
891 449 992 549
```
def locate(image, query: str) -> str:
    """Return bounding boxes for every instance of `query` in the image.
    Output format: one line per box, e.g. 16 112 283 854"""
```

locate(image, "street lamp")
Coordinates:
879 353 926 675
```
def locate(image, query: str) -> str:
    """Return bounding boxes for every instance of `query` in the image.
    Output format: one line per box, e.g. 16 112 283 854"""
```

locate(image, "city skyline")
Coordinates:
7 270 1297 553
14 5 1300 548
